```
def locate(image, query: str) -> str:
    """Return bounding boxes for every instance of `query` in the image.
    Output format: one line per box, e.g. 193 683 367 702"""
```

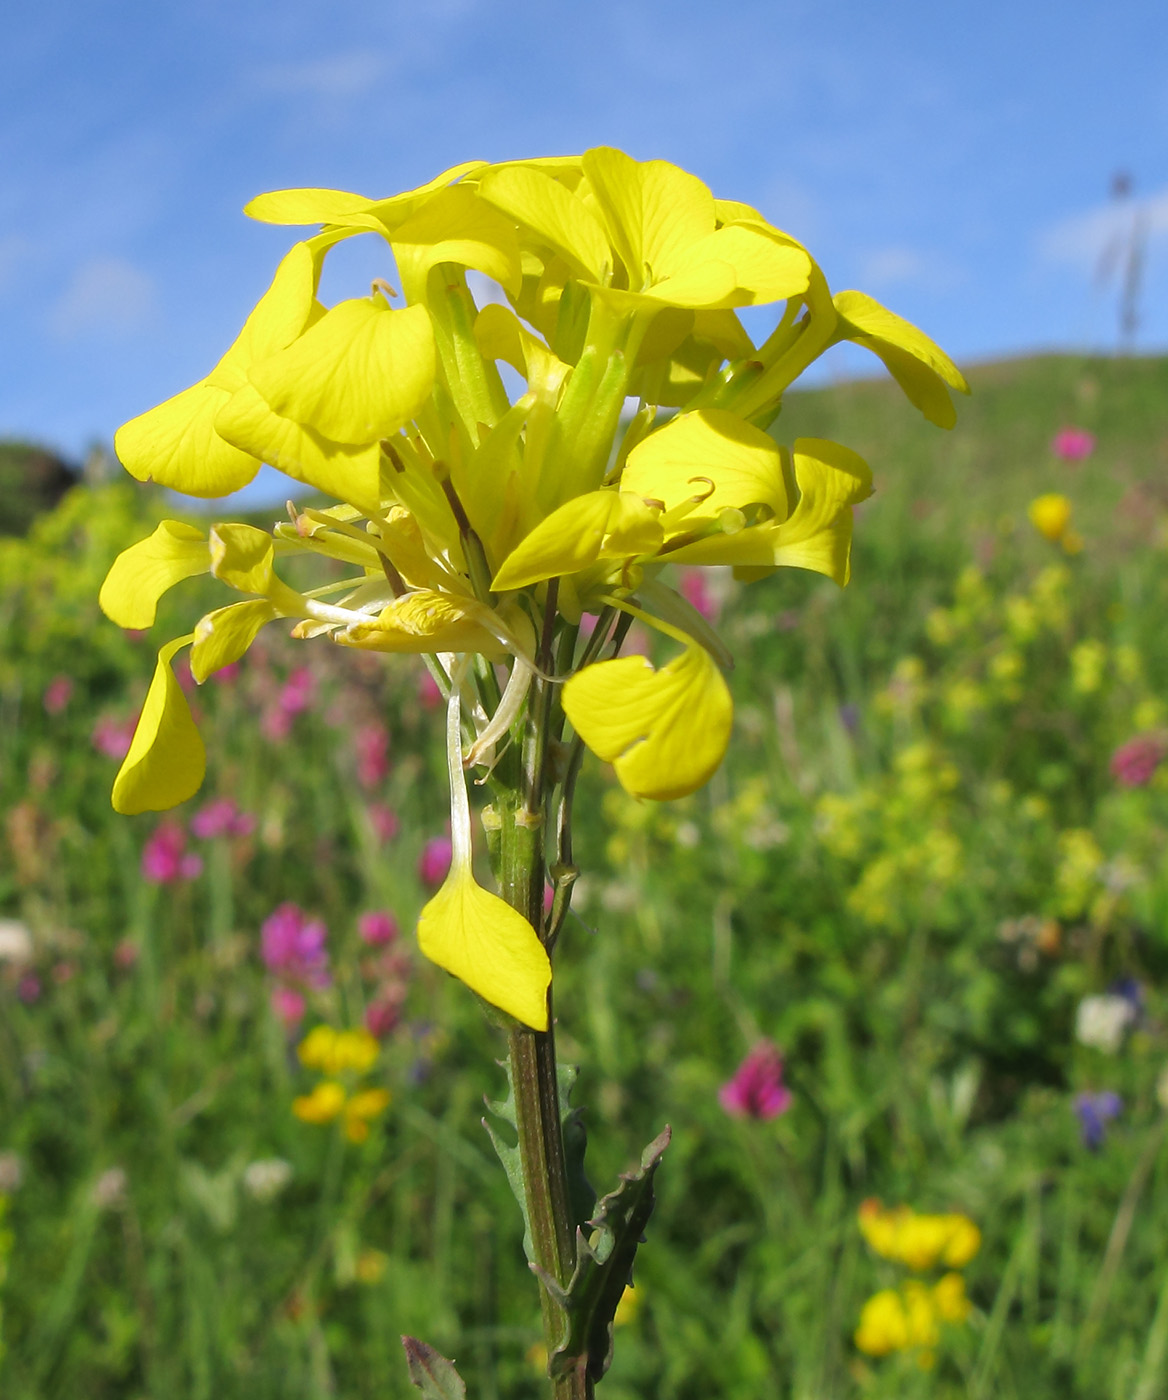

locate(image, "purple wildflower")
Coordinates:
261 903 330 989
1075 1091 1122 1150
719 1041 793 1121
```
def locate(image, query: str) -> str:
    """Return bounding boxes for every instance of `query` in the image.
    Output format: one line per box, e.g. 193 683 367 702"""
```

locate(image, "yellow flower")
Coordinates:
855 1288 910 1357
343 1088 392 1143
100 148 962 1029
858 1199 981 1271
298 1026 380 1076
292 1081 346 1125
1028 493 1073 544
613 1284 640 1327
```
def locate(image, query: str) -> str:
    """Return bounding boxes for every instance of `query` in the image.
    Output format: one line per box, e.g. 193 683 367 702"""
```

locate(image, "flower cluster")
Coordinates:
261 902 330 1027
99 147 962 1028
292 1025 390 1142
854 1200 980 1366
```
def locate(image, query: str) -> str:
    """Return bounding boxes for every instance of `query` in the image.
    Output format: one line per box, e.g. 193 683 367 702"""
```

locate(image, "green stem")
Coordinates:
492 592 592 1399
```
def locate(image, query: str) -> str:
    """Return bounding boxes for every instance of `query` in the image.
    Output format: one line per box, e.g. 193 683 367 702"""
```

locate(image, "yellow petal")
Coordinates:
679 224 812 304
247 297 435 446
112 637 205 815
583 147 714 288
244 162 487 229
214 382 381 514
490 490 663 592
562 641 732 800
417 864 550 1029
335 590 507 656
390 185 522 299
115 242 322 498
99 521 209 629
620 408 789 522
833 289 968 428
767 438 872 583
190 598 280 682
662 437 871 582
205 241 324 393
477 165 610 283
115 379 261 497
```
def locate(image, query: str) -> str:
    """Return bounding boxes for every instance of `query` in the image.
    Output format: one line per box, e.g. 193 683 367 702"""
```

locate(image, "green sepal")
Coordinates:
546 1125 671 1383
401 1337 467 1399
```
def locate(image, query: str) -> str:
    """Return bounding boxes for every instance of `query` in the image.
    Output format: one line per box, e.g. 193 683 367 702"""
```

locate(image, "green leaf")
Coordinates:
482 1059 534 1264
484 1059 597 1268
548 1125 671 1383
401 1337 467 1400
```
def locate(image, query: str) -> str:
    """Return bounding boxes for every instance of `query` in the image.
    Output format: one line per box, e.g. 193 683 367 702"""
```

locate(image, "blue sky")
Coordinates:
2 0 1167 467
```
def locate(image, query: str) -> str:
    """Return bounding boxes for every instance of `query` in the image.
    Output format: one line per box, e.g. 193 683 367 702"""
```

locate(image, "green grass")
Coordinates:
2 353 1168 1398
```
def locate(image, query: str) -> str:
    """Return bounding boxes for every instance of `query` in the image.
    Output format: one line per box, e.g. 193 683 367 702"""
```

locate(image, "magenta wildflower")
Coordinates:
262 666 317 740
91 712 138 761
191 797 256 840
358 910 400 946
367 803 401 843
43 675 73 715
719 1041 793 1121
141 821 203 884
270 985 307 1028
1111 734 1166 788
209 661 240 684
354 723 391 788
365 996 403 1038
679 568 718 622
418 836 453 887
17 973 41 1004
416 670 444 711
260 902 330 989
1052 427 1096 461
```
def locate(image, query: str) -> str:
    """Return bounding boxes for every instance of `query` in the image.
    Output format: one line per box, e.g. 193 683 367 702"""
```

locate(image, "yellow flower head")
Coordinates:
858 1199 981 1271
100 149 963 1030
1028 493 1073 545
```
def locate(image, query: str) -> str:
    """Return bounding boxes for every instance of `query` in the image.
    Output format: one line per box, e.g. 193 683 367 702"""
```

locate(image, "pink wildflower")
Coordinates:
719 1041 793 1121
1052 427 1096 461
113 940 139 971
263 667 317 740
17 973 41 1004
270 985 306 1029
367 804 401 843
52 960 75 984
141 821 203 884
417 670 443 711
92 712 138 761
191 797 256 840
43 675 73 714
358 910 399 946
418 836 453 887
679 569 718 622
365 996 403 1038
260 903 330 988
354 723 391 788
1111 734 1167 788
210 661 240 685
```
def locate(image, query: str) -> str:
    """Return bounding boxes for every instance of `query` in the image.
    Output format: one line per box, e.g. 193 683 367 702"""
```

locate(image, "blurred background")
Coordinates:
3 4 1168 1399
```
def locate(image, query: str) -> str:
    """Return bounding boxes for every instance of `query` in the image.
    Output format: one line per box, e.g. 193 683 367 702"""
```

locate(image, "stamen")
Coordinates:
464 659 533 768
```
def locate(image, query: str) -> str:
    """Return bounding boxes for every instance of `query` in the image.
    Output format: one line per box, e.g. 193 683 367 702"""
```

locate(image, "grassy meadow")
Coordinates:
2 352 1168 1399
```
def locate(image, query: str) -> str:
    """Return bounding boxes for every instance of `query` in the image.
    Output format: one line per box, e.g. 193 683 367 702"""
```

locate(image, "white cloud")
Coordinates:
252 51 388 100
49 256 156 341
1038 188 1168 268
